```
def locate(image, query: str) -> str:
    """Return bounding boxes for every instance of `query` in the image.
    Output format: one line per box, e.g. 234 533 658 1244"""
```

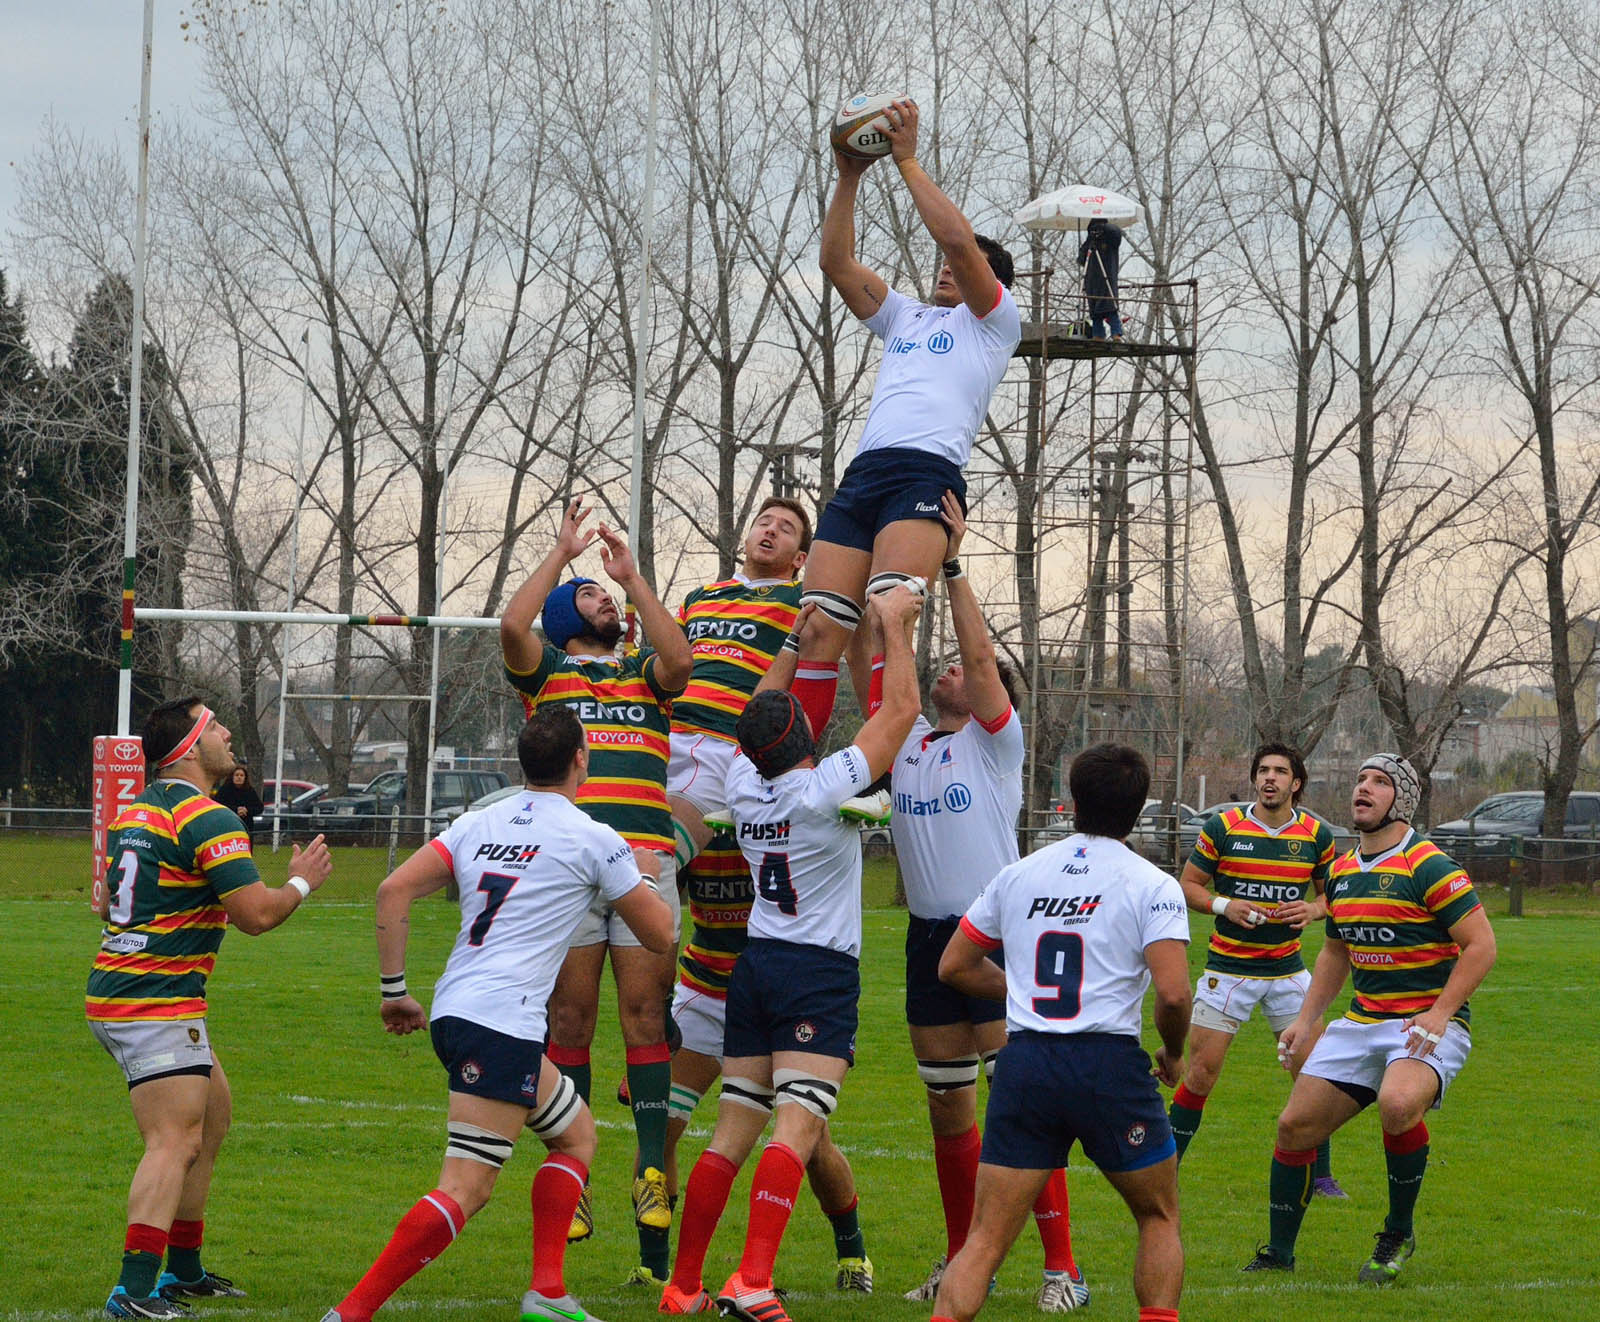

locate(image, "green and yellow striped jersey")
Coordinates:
506 644 680 852
1325 833 1481 1027
1189 805 1337 977
678 831 752 998
86 781 259 1022
672 578 801 742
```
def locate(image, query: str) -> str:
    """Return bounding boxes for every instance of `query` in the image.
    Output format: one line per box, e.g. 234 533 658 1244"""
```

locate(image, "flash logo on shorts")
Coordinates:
474 842 543 863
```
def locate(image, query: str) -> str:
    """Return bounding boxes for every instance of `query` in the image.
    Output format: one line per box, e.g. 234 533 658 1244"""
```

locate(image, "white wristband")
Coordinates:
1210 895 1230 916
287 876 312 900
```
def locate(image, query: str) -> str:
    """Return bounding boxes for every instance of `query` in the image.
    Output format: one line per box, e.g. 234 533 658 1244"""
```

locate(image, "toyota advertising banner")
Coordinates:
91 736 145 912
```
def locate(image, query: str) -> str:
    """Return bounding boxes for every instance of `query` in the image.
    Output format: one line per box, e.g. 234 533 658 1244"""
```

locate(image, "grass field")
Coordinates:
5 833 1599 1322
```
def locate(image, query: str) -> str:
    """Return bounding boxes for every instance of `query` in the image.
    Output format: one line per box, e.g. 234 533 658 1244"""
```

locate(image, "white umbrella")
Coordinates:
1014 185 1146 232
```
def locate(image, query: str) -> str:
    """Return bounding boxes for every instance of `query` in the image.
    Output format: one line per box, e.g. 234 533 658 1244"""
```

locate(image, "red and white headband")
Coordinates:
157 706 214 769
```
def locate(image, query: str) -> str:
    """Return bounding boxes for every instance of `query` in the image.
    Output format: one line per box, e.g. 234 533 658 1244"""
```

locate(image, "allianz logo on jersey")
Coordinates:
887 327 955 356
894 783 972 815
473 842 542 863
739 820 791 842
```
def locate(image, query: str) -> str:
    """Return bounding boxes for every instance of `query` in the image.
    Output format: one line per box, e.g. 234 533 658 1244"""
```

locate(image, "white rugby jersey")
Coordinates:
960 833 1189 1037
726 744 874 957
893 710 1024 919
428 789 644 1039
855 285 1021 468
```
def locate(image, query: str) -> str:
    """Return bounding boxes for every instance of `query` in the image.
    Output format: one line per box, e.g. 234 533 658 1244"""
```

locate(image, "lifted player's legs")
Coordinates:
792 540 870 739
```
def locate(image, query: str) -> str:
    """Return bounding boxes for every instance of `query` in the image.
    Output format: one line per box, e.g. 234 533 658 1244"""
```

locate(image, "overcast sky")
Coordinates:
1 6 203 286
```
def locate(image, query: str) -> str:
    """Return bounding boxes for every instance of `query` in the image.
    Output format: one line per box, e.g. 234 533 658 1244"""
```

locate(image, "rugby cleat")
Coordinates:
105 1289 190 1319
521 1290 608 1322
834 1256 874 1294
904 1256 946 1302
658 1283 717 1314
1241 1244 1293 1272
567 1183 595 1243
1313 1175 1351 1199
715 1272 792 1322
839 788 891 826
1357 1229 1415 1284
633 1166 673 1230
158 1271 247 1299
317 1313 344 1322
1036 1267 1090 1312
624 1267 667 1288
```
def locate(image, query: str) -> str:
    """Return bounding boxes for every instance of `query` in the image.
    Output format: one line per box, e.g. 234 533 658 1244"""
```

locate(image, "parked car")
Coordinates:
1177 802 1357 858
262 778 320 807
313 768 510 835
1432 790 1600 850
264 783 327 832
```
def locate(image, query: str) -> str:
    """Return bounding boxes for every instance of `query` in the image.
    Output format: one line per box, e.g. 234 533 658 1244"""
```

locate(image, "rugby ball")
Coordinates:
830 91 911 160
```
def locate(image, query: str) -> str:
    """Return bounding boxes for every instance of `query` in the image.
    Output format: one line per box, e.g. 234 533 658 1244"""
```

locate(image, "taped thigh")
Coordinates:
525 1071 582 1141
773 1068 840 1119
720 1075 775 1115
445 1121 515 1168
917 1055 980 1093
800 588 864 632
980 1048 1000 1082
866 570 928 599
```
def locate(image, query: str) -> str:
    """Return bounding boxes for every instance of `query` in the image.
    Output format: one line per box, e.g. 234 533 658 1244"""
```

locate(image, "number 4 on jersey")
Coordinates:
757 852 799 915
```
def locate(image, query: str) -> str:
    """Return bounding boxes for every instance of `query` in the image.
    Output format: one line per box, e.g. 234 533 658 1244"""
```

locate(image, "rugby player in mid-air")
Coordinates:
320 706 674 1322
661 585 925 1322
791 97 1020 757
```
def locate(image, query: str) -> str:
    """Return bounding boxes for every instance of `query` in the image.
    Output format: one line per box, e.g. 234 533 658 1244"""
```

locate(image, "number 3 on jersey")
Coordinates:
757 852 799 915
1032 931 1084 1019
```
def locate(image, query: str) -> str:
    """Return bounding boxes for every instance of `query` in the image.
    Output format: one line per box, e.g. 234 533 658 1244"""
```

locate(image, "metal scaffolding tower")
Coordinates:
950 272 1199 865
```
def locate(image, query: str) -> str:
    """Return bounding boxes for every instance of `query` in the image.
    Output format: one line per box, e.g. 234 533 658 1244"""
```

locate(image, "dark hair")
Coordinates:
1250 742 1307 803
518 705 587 785
755 495 813 554
974 233 1015 289
1068 742 1150 838
142 695 205 770
994 658 1020 711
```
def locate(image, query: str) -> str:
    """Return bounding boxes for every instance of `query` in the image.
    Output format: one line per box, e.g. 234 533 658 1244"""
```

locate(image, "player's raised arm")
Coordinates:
373 840 455 1034
879 100 997 318
820 150 890 319
218 833 333 935
850 584 924 778
502 498 597 672
754 602 818 697
939 490 1009 725
595 522 692 692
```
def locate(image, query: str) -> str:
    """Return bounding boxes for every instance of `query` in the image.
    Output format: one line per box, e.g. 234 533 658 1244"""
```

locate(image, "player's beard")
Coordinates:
587 615 624 648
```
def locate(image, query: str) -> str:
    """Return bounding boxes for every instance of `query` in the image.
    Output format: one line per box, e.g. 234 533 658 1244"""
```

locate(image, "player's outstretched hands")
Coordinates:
289 834 332 891
833 146 873 179
1153 1045 1182 1088
596 523 639 590
872 582 925 633
555 497 598 564
940 489 966 558
381 994 427 1036
882 98 920 164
